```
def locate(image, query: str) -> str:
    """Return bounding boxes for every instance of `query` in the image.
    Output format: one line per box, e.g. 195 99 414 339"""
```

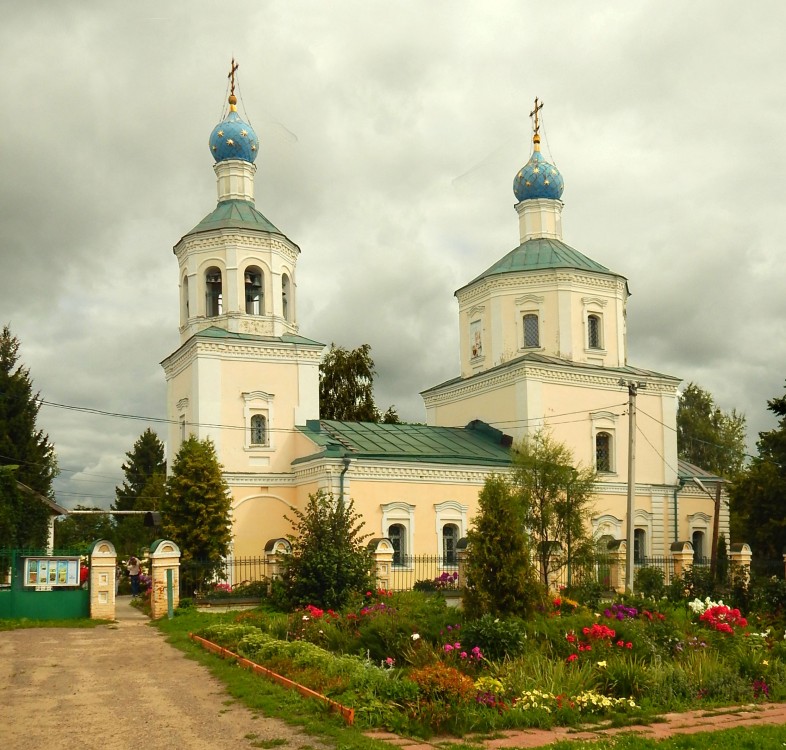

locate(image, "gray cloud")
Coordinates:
2 1 784 508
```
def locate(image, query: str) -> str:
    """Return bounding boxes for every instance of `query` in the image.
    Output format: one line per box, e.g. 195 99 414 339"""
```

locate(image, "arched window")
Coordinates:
588 314 602 349
245 267 264 315
250 414 267 446
633 528 646 564
442 523 459 565
205 267 223 317
523 313 539 348
388 523 406 566
596 431 612 472
692 530 705 563
282 273 291 321
182 275 189 323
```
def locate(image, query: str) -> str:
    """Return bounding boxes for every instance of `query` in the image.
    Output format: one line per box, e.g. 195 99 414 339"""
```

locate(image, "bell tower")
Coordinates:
161 62 324 525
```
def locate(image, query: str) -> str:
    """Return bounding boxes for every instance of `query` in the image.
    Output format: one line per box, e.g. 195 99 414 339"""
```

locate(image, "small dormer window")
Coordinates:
205 267 223 317
588 314 602 349
523 314 539 348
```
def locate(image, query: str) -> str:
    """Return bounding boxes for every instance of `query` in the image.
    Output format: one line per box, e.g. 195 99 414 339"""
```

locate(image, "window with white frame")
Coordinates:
381 501 415 567
634 528 646 563
442 523 459 565
242 391 274 451
523 313 539 348
588 314 603 349
250 414 267 446
596 431 612 472
692 530 705 562
205 266 223 317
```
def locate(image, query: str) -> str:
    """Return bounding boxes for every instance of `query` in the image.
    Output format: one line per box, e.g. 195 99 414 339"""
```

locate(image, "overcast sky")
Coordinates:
2 1 784 510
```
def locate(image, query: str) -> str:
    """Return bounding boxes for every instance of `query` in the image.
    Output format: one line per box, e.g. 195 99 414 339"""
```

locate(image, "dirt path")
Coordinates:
0 596 328 750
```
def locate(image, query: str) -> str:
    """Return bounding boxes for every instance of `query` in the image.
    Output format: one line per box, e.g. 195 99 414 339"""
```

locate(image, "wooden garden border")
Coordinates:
189 633 355 725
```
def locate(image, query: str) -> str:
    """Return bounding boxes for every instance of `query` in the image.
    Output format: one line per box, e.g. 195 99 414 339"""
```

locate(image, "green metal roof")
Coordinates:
182 199 285 239
295 419 513 467
460 237 620 292
677 459 723 483
195 326 324 347
421 351 679 396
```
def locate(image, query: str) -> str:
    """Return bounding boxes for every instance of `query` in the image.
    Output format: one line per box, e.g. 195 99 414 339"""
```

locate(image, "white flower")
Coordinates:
411 633 420 641
302 615 309 621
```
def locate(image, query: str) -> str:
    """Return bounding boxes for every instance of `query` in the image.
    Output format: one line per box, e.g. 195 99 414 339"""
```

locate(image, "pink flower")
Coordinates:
460 651 467 659
454 642 461 649
566 653 578 663
444 644 453 652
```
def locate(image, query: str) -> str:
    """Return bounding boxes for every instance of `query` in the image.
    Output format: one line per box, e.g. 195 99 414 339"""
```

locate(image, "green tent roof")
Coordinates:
460 237 621 292
194 326 324 347
182 199 286 239
295 419 513 467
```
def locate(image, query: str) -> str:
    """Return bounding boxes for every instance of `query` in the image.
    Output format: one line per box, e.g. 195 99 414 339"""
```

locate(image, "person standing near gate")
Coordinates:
127 556 141 597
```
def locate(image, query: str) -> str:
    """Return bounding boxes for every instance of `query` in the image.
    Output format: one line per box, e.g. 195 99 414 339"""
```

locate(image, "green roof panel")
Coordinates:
295 420 512 467
183 199 285 239
461 237 619 292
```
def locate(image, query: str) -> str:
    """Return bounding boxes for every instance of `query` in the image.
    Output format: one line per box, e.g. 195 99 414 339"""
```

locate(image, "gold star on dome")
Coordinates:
551 169 558 175
217 130 224 138
533 167 540 174
226 138 235 146
240 129 248 137
212 145 217 151
525 180 531 187
251 144 257 151
544 179 550 185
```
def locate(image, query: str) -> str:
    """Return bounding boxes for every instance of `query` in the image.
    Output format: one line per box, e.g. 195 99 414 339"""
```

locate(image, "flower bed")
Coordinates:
190 589 786 737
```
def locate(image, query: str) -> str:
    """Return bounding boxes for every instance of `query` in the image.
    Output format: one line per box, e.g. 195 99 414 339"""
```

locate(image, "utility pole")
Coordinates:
620 379 645 592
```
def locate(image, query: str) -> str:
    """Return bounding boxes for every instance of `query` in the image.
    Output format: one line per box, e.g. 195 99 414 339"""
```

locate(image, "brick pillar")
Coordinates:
367 538 395 591
89 539 117 620
670 541 694 582
149 539 181 620
730 543 752 587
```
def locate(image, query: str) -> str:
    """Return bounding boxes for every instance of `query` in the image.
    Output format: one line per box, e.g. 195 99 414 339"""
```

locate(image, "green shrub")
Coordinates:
460 613 527 661
635 566 666 599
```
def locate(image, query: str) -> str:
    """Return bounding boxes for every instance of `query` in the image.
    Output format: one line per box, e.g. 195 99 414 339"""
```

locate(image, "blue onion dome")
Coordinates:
513 134 564 201
209 94 259 163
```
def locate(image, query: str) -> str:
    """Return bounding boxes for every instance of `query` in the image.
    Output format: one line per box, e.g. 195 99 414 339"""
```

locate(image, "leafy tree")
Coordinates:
160 436 231 588
112 428 166 556
463 474 542 618
319 343 399 422
730 381 786 561
512 431 597 589
0 326 58 549
54 505 115 551
281 490 373 609
677 383 747 479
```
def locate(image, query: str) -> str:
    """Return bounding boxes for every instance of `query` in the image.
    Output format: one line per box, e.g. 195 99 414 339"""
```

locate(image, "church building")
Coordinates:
161 75 727 574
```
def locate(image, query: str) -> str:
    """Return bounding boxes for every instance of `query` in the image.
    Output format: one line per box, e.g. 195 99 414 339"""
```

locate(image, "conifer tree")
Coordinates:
113 428 166 555
161 436 231 588
0 326 57 549
463 474 542 617
281 490 373 609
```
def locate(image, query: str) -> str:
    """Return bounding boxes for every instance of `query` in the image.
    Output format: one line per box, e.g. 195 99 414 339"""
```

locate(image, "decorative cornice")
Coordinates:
457 270 625 306
514 293 545 306
224 472 295 486
176 233 299 266
423 359 678 407
581 296 608 308
467 305 486 318
162 336 322 379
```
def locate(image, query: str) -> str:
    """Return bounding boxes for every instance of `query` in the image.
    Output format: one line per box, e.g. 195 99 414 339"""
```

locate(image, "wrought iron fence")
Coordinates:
387 555 460 592
634 556 677 584
180 556 274 598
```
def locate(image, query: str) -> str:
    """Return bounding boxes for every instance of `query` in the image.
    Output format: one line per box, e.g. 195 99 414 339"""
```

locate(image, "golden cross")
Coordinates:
228 57 239 97
529 97 544 135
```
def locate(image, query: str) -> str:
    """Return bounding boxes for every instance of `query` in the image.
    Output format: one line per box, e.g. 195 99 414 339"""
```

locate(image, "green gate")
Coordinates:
0 549 90 620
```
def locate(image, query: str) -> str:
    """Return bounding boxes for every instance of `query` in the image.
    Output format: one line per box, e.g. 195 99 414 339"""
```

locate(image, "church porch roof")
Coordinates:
295 419 513 467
